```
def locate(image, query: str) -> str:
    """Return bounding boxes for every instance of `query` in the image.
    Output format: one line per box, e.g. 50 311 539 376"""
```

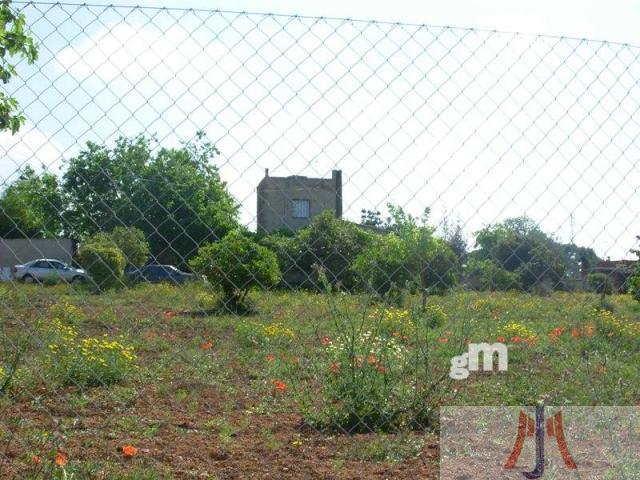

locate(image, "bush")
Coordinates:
353 234 411 299
190 230 280 312
302 292 451 432
294 211 374 290
105 226 149 267
630 274 640 302
466 258 522 291
77 239 126 291
421 239 458 295
587 273 613 295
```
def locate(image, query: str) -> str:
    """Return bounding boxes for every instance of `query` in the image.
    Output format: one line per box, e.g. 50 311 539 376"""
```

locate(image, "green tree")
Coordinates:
62 132 239 265
294 210 374 290
354 205 458 305
472 217 569 290
0 166 63 237
1 0 38 133
190 230 280 312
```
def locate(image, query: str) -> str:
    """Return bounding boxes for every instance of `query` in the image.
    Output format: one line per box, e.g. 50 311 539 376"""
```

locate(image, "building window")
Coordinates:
292 199 310 218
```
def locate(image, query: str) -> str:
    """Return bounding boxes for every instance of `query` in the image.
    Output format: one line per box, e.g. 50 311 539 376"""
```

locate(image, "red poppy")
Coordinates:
266 354 275 362
330 362 340 373
55 452 67 467
321 336 331 346
200 340 213 351
496 336 506 343
271 379 287 392
122 445 138 458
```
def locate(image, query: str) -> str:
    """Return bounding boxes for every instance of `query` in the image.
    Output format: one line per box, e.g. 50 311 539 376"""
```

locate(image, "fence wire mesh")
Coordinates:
0 1 639 478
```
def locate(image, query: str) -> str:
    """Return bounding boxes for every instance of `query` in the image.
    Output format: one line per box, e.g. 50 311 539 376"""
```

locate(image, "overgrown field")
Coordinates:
1 282 638 479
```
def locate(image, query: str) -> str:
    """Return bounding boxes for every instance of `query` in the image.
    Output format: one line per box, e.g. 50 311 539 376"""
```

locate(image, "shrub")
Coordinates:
630 274 640 302
104 226 150 267
77 239 126 291
587 273 613 295
466 258 522 291
302 272 453 432
294 211 374 290
46 319 136 387
421 239 458 295
353 234 410 298
354 208 458 302
190 230 280 312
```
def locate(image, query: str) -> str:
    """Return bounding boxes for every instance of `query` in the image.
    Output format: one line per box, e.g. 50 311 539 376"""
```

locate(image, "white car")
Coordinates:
11 259 88 284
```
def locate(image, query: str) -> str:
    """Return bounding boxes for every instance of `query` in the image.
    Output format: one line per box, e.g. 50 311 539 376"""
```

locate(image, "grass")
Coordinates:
0 281 638 478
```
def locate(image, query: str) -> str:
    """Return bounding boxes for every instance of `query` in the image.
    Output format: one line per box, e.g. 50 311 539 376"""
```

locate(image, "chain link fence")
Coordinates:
0 2 639 478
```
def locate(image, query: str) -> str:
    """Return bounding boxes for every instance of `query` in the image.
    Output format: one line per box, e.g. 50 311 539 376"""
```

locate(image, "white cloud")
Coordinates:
0 126 64 186
40 13 640 258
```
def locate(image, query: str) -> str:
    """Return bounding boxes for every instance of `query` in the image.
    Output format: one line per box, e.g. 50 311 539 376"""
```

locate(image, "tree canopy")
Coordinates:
62 132 239 265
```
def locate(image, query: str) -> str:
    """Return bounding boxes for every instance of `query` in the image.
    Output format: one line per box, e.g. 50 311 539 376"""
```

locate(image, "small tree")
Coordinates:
105 226 149 268
77 239 126 291
190 231 280 312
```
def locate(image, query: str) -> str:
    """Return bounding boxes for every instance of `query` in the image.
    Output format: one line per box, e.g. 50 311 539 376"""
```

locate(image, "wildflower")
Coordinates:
376 365 385 373
585 326 595 337
162 310 177 320
511 336 522 343
571 328 580 338
55 451 67 467
32 455 42 465
271 379 287 392
496 336 506 343
122 445 138 458
438 337 448 343
366 355 377 366
200 340 213 351
321 336 331 346
330 362 339 374
266 354 275 362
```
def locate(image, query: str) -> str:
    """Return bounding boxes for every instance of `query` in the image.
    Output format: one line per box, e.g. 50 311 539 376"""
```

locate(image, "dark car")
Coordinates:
127 265 194 285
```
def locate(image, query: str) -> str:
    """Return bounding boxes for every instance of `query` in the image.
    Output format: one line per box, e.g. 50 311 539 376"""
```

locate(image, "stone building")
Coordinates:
257 169 342 234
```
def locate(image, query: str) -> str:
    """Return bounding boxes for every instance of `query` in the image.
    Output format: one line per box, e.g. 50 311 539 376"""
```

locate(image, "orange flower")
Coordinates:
571 328 580 338
122 445 138 458
31 455 42 465
496 336 506 343
162 310 177 320
511 336 522 343
271 379 287 392
366 355 377 366
391 331 401 337
200 340 213 351
55 451 67 467
266 354 275 362
376 365 385 373
354 355 364 368
438 337 448 344
585 326 595 337
321 336 331 346
330 362 340 374
524 336 538 347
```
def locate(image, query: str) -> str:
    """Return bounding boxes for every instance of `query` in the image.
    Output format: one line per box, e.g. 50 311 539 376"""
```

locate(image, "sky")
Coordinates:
2 0 639 259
